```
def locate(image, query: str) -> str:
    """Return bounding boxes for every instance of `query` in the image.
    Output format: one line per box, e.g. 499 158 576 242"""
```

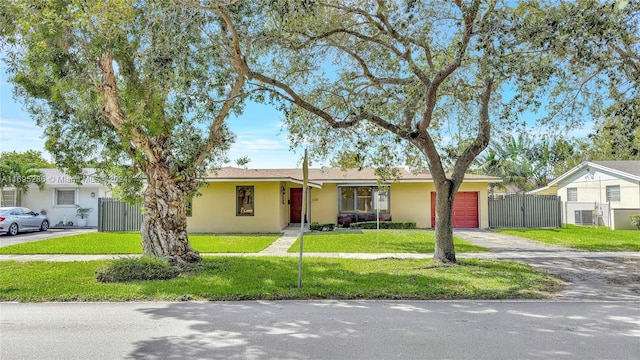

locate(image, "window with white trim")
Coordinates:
56 189 76 206
339 186 390 213
606 185 620 202
1 190 16 207
567 188 577 202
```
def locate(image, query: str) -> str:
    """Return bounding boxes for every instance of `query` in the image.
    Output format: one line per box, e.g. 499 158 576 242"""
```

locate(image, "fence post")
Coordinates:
97 197 103 231
521 193 525 228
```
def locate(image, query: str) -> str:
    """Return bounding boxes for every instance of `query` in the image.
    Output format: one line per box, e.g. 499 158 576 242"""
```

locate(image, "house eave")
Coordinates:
202 177 323 189
549 161 640 186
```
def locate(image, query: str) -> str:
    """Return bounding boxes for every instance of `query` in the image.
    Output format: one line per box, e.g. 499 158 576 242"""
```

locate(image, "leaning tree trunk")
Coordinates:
141 164 200 266
433 180 457 263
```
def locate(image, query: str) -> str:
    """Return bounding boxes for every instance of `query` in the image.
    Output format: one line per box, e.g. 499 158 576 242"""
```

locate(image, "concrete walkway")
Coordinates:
258 225 303 255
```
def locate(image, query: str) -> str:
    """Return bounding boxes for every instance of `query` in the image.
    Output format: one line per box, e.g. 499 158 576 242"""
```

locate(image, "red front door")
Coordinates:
290 188 303 223
431 192 479 228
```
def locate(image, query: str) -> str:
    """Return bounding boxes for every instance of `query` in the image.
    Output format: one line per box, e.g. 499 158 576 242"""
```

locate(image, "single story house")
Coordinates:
0 168 111 228
531 161 640 229
187 167 501 233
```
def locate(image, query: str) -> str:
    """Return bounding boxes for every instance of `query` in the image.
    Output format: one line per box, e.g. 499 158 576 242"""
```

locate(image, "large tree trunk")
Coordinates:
433 180 457 263
141 164 200 266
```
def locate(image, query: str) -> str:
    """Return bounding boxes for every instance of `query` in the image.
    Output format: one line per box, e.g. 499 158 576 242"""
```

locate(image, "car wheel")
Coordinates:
40 220 49 231
8 223 19 236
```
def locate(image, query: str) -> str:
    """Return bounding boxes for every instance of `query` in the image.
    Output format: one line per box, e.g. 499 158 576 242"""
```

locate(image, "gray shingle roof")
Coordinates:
591 161 640 177
205 167 501 183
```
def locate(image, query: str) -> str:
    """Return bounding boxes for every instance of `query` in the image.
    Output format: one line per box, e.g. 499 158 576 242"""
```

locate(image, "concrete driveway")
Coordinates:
454 230 640 301
0 228 97 248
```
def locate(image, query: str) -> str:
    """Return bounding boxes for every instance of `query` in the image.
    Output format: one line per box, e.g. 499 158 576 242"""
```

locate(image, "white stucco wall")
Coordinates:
557 168 640 208
20 185 110 227
610 208 640 230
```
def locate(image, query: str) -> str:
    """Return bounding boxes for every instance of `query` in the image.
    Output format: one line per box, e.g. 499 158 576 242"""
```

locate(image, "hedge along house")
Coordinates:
186 167 501 233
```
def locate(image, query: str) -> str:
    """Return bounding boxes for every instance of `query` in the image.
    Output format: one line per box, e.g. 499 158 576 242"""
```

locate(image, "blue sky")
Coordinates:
1 61 594 169
0 63 306 169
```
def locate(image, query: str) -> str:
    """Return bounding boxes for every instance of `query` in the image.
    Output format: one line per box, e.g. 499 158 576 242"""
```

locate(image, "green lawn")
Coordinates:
288 229 488 253
0 232 280 254
494 226 640 251
0 257 560 301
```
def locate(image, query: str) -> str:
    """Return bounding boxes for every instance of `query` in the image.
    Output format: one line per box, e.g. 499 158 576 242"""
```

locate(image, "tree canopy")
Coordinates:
3 0 251 264
505 0 639 137
4 0 636 265
212 0 597 262
0 150 55 169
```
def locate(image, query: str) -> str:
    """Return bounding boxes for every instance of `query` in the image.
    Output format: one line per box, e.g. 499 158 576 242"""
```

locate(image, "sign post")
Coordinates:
376 189 380 248
298 149 308 288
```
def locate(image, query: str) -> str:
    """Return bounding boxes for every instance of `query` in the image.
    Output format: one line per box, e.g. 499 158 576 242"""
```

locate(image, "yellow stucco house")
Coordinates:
531 161 640 229
186 167 501 233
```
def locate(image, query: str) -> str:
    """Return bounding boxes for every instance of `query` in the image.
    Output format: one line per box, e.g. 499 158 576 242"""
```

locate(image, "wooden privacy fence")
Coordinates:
98 197 143 232
489 194 562 228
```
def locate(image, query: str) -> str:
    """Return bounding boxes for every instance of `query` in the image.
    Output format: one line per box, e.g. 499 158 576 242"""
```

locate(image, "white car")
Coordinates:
0 207 50 236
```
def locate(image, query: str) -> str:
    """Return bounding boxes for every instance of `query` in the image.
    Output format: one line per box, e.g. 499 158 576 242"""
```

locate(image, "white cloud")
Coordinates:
233 138 285 151
528 121 596 139
0 117 46 152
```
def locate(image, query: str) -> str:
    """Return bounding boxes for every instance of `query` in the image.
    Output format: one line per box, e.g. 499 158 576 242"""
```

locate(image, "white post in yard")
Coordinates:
376 189 380 248
298 149 308 289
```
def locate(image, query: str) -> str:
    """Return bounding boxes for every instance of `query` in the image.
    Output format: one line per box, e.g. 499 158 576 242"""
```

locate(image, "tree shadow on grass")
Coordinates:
131 257 556 301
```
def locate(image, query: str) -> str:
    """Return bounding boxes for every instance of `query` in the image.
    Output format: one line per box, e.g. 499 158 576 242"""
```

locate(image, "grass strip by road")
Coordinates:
0 233 280 254
494 226 640 252
0 257 559 302
288 229 488 253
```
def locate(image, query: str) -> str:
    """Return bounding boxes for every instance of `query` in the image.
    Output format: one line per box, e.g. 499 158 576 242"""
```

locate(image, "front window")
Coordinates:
377 189 389 212
236 186 254 216
339 186 389 213
1 190 16 207
357 187 373 212
186 200 193 217
606 185 620 202
340 187 355 212
567 188 577 201
56 189 76 206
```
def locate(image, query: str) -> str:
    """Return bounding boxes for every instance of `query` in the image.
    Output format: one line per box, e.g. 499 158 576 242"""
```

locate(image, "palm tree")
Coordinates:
474 133 557 193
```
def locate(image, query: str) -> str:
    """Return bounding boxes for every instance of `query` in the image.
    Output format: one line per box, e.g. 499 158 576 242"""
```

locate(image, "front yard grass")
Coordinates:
0 257 559 301
494 226 640 251
0 232 279 254
288 229 488 253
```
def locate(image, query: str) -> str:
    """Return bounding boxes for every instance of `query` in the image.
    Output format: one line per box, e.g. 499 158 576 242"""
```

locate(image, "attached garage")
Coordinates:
431 192 479 228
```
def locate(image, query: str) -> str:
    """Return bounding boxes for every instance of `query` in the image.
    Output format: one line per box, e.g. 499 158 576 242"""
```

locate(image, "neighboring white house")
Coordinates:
0 168 112 228
531 161 640 229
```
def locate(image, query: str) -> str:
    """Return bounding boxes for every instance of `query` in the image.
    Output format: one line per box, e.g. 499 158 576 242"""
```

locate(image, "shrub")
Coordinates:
631 214 640 230
310 222 336 231
95 256 180 283
351 221 416 229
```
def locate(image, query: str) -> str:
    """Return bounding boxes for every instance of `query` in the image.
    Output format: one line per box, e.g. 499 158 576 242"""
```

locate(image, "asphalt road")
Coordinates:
1 300 639 360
